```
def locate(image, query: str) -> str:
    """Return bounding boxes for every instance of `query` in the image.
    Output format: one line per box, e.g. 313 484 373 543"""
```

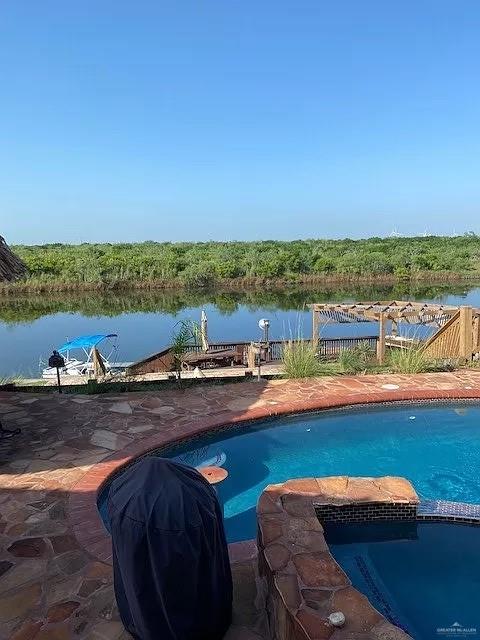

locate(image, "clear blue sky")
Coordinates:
1 1 479 244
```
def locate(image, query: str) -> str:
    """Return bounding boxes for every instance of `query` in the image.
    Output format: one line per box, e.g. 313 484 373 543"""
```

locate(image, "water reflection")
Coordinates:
1 282 479 377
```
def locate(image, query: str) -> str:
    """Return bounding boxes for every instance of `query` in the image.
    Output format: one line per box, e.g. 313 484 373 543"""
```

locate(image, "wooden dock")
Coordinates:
126 336 379 376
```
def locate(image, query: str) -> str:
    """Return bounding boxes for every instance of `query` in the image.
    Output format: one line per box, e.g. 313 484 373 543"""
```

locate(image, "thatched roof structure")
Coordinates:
0 236 27 282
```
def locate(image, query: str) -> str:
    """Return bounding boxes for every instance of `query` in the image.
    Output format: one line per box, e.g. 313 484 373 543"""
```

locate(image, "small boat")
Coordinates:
41 334 132 379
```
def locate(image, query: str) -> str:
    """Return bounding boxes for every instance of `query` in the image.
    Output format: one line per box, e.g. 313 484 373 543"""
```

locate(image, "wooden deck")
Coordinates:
127 335 379 375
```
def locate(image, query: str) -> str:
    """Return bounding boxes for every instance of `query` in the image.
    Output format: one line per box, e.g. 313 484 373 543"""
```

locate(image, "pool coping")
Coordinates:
257 476 419 639
68 386 480 564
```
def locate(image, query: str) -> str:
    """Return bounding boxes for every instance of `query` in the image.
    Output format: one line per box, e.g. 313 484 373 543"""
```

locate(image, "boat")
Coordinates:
41 334 132 379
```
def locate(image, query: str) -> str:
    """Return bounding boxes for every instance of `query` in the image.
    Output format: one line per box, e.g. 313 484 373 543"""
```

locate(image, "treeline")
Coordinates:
9 235 480 289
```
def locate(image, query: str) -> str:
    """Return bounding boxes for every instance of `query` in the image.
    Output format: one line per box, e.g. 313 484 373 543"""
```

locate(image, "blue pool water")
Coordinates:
98 402 480 542
326 521 480 639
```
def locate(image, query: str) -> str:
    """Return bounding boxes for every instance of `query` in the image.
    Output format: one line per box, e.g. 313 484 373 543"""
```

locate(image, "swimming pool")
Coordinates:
325 520 480 639
98 402 480 542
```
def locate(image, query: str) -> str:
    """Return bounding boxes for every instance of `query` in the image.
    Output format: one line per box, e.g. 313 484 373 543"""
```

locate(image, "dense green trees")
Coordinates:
9 235 480 288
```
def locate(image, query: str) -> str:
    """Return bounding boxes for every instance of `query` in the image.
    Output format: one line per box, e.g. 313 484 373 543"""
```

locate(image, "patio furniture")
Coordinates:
181 346 243 371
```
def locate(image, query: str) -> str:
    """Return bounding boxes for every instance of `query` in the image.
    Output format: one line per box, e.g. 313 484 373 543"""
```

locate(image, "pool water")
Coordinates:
326 521 480 639
98 402 480 542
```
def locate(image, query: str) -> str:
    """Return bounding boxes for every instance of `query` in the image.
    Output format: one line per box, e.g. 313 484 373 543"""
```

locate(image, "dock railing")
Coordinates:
182 336 378 362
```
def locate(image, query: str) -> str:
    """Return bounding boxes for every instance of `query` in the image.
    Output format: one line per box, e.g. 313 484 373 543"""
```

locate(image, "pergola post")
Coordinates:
473 314 480 353
459 306 473 361
391 319 398 337
312 307 320 348
377 312 386 365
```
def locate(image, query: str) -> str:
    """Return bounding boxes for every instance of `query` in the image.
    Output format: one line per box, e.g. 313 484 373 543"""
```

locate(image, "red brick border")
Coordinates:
68 385 480 563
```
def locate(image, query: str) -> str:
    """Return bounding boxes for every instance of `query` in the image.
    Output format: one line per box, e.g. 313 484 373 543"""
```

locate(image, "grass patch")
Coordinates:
0 373 32 387
338 341 376 374
388 346 430 374
282 340 325 378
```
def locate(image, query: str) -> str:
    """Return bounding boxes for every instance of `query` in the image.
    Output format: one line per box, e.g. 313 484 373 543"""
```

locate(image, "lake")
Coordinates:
1 282 480 378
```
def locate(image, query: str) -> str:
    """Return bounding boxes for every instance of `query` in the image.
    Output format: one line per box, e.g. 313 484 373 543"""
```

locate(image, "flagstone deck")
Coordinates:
1 371 480 640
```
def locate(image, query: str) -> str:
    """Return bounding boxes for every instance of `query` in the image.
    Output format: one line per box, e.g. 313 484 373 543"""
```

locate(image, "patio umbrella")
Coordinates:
200 309 209 351
0 236 26 282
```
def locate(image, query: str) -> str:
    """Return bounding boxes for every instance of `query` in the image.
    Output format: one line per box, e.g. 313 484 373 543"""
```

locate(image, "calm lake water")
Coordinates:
1 282 479 377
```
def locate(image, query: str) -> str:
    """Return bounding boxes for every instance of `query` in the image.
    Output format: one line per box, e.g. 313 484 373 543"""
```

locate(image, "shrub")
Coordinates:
338 342 376 374
282 340 323 379
171 319 200 381
180 261 217 288
388 346 429 374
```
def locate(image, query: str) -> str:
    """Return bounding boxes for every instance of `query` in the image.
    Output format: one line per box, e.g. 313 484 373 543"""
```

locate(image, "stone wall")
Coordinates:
257 476 418 640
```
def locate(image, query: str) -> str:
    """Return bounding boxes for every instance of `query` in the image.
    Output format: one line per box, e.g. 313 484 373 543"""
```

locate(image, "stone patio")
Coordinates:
1 371 480 639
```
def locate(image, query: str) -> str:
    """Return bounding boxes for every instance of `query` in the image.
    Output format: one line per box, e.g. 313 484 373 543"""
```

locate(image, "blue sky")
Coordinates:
1 1 479 244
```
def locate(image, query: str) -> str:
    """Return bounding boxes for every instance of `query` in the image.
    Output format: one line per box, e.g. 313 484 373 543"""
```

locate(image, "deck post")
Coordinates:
312 308 320 348
377 312 386 365
247 343 256 370
459 306 473 361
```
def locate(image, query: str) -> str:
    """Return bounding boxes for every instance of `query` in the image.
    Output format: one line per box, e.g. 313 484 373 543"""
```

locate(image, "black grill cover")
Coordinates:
108 457 232 640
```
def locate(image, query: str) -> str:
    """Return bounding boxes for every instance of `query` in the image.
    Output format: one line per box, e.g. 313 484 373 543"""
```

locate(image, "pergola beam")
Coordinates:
307 300 462 323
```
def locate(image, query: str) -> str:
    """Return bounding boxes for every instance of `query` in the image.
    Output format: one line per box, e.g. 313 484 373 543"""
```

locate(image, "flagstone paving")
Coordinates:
1 371 480 639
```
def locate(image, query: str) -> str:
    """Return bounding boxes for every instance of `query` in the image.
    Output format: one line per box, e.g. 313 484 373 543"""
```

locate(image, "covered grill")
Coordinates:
108 457 232 640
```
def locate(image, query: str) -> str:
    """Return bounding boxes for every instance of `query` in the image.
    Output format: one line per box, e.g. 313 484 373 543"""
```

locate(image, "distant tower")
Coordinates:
389 228 400 238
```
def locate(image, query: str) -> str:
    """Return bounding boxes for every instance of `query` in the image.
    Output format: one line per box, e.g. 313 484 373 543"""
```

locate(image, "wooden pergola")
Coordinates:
308 300 464 364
